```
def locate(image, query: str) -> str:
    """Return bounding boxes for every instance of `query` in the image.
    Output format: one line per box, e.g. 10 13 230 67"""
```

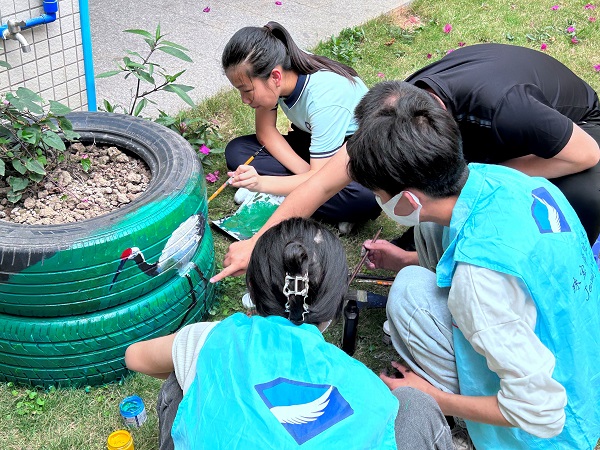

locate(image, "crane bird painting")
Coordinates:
110 213 207 328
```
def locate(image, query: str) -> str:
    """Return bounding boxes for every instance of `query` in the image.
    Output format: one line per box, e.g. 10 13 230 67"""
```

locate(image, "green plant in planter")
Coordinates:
97 24 225 166
0 87 80 203
97 24 195 117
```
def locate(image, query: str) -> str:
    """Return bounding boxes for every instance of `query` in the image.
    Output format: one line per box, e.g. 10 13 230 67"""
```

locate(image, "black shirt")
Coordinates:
406 43 599 164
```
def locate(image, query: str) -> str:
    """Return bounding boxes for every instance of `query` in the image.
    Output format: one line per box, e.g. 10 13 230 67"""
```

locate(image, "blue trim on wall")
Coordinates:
78 0 97 111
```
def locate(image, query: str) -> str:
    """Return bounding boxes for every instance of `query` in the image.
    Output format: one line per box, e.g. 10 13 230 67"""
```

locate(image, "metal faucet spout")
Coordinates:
2 19 31 53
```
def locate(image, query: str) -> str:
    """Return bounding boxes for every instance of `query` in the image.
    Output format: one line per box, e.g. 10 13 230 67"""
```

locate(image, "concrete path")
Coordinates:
89 0 409 116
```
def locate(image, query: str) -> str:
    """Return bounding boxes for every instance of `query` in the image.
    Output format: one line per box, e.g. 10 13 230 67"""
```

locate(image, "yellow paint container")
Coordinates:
107 429 134 450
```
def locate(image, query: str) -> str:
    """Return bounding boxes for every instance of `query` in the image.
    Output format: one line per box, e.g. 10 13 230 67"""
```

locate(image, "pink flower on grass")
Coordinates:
377 72 385 79
585 3 596 9
206 171 220 183
446 49 455 54
443 24 452 33
199 144 210 155
567 26 576 33
458 42 466 47
426 53 432 59
571 36 579 44
594 64 600 71
540 43 548 50
551 5 560 10
275 1 282 4
203 6 210 12
590 16 597 22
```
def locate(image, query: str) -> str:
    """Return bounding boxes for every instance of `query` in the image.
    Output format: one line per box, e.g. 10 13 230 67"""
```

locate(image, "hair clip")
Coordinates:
283 273 309 318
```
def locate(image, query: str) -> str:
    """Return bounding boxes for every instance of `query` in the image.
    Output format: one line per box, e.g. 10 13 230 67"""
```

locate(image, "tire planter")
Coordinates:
0 112 217 387
0 112 213 317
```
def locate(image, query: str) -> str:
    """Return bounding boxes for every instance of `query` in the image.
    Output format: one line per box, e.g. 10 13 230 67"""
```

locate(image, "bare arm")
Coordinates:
210 145 353 282
255 107 310 175
502 123 600 178
229 157 329 195
124 333 176 379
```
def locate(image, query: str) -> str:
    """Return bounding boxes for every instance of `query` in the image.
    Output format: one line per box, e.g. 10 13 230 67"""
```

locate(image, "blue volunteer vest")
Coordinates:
171 313 398 449
437 164 600 449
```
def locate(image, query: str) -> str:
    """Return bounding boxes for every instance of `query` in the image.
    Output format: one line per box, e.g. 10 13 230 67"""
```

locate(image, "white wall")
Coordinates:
0 0 87 110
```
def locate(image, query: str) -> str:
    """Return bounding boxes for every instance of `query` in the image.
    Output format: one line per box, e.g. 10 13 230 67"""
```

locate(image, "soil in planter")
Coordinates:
0 142 151 225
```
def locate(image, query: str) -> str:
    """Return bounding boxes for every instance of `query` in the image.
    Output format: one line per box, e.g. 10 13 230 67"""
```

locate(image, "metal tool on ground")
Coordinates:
347 227 383 286
207 145 265 203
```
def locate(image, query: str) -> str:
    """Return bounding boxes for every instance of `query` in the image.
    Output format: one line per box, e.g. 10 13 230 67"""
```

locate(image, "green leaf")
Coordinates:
0 61 11 69
132 70 155 85
96 70 122 79
11 160 26 174
16 87 43 103
8 176 29 192
124 29 153 39
160 40 189 51
25 159 46 175
62 130 80 141
57 116 74 131
123 57 146 70
155 23 161 41
133 98 148 117
157 46 193 62
80 158 91 172
163 84 195 107
41 131 66 151
0 159 4 176
29 172 44 182
169 83 194 92
36 397 45 406
48 100 72 116
17 127 38 144
125 50 144 60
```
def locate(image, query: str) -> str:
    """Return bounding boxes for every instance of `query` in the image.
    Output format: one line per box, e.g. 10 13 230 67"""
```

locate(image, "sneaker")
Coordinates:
338 221 355 235
451 417 475 450
234 187 252 205
241 292 255 309
382 320 392 345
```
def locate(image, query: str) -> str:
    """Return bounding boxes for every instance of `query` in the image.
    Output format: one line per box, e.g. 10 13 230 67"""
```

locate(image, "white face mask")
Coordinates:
376 191 422 226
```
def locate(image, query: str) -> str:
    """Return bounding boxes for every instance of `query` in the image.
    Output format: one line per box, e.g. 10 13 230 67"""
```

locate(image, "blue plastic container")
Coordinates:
119 395 147 428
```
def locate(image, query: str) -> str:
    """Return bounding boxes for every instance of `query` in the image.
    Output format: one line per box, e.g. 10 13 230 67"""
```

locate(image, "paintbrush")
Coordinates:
348 227 383 286
355 279 393 287
207 145 265 203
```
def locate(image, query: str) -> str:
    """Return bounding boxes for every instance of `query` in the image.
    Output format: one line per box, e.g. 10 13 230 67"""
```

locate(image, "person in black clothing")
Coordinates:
212 43 600 283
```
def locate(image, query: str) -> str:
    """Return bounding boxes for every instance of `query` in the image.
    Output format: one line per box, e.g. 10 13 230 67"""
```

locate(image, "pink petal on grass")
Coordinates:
206 171 220 183
275 1 282 4
377 72 385 78
458 42 466 47
585 3 596 9
446 49 454 54
199 144 210 155
567 26 576 33
551 5 560 10
571 36 579 44
594 64 600 71
443 24 452 33
590 17 597 22
426 53 432 59
203 6 210 12
540 43 548 50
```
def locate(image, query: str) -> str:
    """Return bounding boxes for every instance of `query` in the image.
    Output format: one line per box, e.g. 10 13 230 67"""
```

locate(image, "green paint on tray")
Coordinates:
213 192 284 240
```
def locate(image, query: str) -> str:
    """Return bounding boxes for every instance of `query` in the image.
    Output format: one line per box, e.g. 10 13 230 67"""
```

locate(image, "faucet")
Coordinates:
2 19 31 53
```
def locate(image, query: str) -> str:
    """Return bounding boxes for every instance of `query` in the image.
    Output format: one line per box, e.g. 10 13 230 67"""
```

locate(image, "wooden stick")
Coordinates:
348 227 383 286
207 146 264 203
355 279 393 287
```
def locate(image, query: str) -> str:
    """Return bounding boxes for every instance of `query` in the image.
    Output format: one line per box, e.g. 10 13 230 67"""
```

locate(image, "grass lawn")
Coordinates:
1 0 599 448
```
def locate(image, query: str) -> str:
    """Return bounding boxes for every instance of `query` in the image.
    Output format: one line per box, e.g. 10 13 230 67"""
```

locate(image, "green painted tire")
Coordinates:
0 254 215 388
0 112 214 317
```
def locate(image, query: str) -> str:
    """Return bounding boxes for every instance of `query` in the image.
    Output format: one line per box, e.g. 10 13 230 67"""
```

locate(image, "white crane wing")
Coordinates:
533 194 561 232
269 386 333 425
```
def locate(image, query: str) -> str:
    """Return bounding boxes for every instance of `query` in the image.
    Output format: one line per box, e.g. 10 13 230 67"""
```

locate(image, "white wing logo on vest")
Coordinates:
255 378 354 445
531 187 571 234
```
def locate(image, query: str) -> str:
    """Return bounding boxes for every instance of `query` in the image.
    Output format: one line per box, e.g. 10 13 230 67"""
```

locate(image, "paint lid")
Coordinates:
107 429 134 450
119 395 145 418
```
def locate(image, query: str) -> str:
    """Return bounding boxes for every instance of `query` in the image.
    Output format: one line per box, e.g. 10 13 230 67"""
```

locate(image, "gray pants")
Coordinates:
388 222 460 394
156 372 452 449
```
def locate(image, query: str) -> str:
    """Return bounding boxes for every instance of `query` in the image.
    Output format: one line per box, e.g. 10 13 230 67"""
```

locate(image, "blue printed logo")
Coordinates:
531 187 571 234
255 378 353 445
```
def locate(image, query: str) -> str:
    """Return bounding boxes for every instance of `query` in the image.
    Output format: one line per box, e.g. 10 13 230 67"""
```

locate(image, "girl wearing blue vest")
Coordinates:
125 218 452 450
221 22 380 232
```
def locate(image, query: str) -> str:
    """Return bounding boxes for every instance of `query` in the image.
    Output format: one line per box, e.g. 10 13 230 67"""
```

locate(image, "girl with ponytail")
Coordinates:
221 22 380 232
125 218 452 449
